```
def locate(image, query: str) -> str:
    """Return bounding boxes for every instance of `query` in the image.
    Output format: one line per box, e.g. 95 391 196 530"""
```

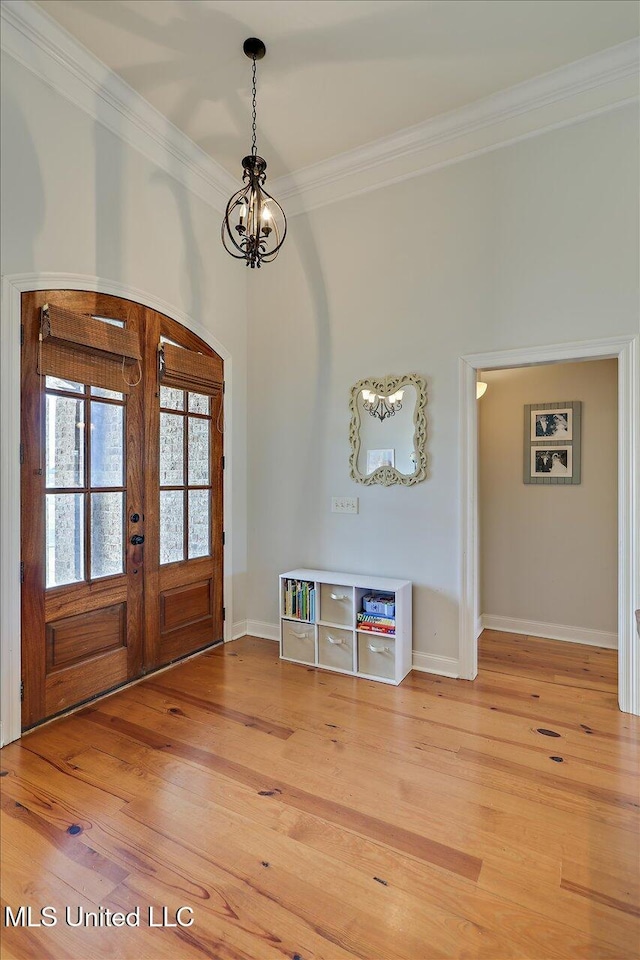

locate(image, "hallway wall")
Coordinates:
479 359 618 643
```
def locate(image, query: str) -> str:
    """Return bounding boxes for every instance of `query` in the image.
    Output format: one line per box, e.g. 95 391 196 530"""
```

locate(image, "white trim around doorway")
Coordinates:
0 272 235 746
459 335 639 715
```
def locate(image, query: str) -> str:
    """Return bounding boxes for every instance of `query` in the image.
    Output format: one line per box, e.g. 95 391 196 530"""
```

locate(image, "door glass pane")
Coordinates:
188 418 210 485
91 402 124 487
46 376 83 393
46 493 85 587
160 413 184 485
91 493 124 579
160 490 184 564
188 392 210 415
160 386 184 411
46 395 85 488
188 490 210 559
91 386 123 400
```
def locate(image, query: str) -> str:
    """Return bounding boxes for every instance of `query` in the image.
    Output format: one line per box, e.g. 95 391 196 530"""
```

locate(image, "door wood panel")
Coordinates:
44 649 129 718
46 602 126 671
21 291 224 729
161 580 212 632
45 581 128 621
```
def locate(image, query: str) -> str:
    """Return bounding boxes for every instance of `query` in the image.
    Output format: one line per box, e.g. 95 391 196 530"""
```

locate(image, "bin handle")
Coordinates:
327 635 344 646
369 643 391 655
293 631 309 640
330 593 348 601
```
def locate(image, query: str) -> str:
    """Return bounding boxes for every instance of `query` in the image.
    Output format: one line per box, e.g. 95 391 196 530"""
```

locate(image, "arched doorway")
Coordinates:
20 290 224 728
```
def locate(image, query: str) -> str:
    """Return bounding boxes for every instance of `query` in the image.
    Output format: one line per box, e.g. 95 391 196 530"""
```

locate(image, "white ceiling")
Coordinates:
36 0 639 180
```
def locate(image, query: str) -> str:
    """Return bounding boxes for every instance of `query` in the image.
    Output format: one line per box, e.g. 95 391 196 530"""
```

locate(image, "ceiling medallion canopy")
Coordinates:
221 38 287 269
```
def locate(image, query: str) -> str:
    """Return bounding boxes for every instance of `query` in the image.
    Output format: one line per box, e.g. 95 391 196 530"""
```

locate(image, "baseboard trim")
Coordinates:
245 620 280 642
481 615 618 649
412 652 461 678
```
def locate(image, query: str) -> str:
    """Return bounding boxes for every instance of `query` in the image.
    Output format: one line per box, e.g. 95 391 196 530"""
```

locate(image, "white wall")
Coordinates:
247 106 639 667
479 360 618 641
1 54 248 626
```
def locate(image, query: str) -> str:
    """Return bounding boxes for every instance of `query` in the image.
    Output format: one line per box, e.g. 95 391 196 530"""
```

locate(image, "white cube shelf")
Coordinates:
279 568 412 685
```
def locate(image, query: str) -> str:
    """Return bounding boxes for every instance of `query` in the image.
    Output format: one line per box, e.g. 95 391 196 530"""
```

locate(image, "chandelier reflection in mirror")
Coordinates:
221 38 287 269
362 389 405 421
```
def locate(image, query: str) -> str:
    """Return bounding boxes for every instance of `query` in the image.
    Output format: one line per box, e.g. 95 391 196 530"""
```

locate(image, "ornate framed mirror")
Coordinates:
349 374 427 486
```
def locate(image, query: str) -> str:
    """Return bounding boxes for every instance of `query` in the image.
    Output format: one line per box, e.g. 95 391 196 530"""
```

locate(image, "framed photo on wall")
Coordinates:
524 401 581 484
531 446 572 478
530 406 573 441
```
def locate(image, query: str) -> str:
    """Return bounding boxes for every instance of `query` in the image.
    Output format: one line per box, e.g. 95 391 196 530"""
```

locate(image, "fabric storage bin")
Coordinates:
320 583 353 626
358 634 395 680
318 625 354 672
281 620 315 664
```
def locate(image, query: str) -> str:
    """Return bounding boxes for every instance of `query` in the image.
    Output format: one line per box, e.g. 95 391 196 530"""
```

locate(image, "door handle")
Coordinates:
130 533 144 569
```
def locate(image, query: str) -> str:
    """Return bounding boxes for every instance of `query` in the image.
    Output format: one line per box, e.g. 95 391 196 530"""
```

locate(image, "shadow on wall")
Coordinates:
1 90 45 271
150 164 205 323
95 121 124 283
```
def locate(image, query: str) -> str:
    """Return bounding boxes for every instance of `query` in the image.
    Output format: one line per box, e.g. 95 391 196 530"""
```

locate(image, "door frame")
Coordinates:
459 335 639 715
1 272 235 745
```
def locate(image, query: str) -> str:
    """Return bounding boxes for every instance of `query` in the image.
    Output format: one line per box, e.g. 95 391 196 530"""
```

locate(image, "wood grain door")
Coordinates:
141 309 225 672
21 291 224 729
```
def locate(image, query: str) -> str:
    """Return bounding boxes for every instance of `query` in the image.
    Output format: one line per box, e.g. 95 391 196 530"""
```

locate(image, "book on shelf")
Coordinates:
357 611 395 636
283 578 315 621
358 622 395 636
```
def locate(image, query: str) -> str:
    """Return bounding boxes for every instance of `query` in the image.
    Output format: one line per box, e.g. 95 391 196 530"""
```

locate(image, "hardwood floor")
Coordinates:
1 631 638 960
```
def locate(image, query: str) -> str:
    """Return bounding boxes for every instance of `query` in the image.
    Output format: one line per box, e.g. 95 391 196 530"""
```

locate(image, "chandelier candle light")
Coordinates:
362 389 404 421
221 38 287 268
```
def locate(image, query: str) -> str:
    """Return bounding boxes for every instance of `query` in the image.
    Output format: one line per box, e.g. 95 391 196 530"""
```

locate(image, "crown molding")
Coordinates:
0 0 237 213
2 1 638 217
273 38 639 215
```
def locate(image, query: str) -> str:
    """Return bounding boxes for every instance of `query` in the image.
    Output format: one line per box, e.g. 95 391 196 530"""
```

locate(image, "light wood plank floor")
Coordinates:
1 631 638 960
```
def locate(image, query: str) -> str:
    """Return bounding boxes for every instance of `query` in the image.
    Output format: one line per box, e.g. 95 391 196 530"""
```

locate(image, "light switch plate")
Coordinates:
332 496 359 514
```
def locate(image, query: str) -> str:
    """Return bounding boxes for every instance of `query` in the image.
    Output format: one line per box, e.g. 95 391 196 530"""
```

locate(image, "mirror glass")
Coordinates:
349 374 427 486
356 385 417 477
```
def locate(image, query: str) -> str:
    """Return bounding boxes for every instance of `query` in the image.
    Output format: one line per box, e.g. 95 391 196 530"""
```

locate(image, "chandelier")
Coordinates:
221 38 287 269
362 389 404 421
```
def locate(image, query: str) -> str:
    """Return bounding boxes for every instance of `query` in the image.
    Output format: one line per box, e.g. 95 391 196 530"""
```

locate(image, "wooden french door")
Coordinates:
21 291 224 729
